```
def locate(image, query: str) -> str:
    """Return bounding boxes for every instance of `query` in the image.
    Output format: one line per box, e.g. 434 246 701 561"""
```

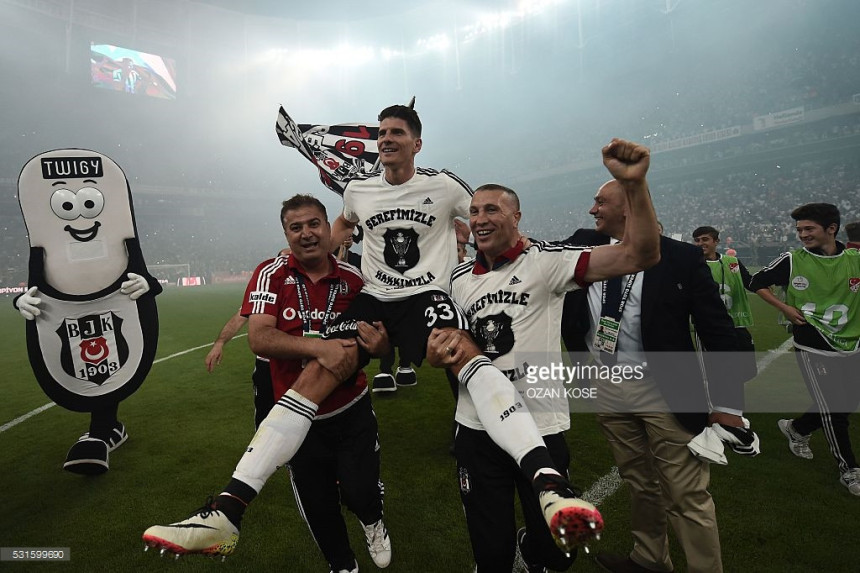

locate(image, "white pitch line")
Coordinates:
0 402 57 433
582 466 621 506
583 337 793 504
0 334 248 434
753 337 794 374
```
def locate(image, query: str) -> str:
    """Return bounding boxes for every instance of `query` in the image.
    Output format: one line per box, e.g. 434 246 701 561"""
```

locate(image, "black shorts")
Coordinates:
454 425 576 572
325 290 469 368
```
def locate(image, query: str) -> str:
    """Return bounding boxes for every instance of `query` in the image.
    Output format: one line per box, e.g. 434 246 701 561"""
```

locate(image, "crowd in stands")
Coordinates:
0 179 27 287
652 160 860 248
132 194 283 281
450 23 860 184
521 152 860 267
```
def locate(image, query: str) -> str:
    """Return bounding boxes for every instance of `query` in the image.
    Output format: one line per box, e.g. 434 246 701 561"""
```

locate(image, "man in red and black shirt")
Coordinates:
145 195 392 572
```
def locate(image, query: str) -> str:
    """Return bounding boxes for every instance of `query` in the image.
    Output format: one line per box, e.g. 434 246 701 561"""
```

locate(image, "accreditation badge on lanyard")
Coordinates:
593 274 637 355
295 274 339 366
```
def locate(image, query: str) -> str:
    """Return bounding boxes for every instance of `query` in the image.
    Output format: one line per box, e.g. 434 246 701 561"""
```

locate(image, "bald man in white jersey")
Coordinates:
427 141 659 569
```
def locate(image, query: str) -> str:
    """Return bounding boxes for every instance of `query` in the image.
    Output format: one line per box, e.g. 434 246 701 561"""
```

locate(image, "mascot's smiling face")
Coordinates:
52 180 104 242
19 149 136 294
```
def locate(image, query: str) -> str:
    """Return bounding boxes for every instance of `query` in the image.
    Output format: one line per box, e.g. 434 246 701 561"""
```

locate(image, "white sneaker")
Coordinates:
840 469 860 496
329 560 358 573
362 519 391 568
63 436 109 475
143 499 240 557
372 373 397 393
778 419 813 459
80 422 128 452
395 367 417 387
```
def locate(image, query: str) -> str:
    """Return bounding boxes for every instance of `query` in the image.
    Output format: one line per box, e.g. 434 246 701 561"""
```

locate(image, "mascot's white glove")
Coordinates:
16 286 42 320
120 273 150 300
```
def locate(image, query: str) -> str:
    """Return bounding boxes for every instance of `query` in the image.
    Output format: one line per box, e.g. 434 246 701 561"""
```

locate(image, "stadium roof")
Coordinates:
195 0 507 21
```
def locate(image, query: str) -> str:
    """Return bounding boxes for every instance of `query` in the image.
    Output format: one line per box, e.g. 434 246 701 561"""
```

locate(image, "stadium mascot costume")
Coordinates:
13 149 162 475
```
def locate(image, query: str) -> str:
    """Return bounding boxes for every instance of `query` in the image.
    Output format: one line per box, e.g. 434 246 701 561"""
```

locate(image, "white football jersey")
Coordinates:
342 168 472 300
450 241 591 435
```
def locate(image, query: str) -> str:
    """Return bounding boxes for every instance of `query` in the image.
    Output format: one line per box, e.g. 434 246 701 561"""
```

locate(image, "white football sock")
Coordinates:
458 355 544 465
233 389 317 493
534 467 563 480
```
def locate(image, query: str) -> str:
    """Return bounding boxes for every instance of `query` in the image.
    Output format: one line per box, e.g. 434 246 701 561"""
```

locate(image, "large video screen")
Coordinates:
90 43 177 100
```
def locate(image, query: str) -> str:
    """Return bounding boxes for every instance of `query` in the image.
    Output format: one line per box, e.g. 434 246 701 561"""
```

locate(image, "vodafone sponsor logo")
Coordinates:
282 307 342 322
249 291 277 304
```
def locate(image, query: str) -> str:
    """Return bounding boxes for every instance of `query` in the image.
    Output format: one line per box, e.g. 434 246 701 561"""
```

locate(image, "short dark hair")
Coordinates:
846 221 860 242
692 226 719 240
791 203 840 235
378 104 422 138
474 183 520 211
280 194 328 227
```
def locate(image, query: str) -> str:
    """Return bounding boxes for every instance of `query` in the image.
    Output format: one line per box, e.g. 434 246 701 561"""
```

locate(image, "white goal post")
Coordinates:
147 263 191 283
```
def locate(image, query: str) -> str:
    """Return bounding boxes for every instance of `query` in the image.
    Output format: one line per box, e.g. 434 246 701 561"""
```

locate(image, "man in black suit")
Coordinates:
562 179 748 573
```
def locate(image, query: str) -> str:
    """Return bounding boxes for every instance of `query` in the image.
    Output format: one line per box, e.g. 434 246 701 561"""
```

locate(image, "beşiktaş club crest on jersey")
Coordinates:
57 311 129 385
383 227 420 271
473 312 514 358
458 466 471 494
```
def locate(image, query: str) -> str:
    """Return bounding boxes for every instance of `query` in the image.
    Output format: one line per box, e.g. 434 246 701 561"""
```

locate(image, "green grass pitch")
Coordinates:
0 285 856 572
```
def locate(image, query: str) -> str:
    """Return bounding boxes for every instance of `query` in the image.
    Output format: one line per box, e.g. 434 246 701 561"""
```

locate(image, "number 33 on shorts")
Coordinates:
425 301 455 327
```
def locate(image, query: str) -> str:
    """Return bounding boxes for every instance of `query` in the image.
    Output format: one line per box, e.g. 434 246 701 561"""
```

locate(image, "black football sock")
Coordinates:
520 447 559 483
215 479 257 528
